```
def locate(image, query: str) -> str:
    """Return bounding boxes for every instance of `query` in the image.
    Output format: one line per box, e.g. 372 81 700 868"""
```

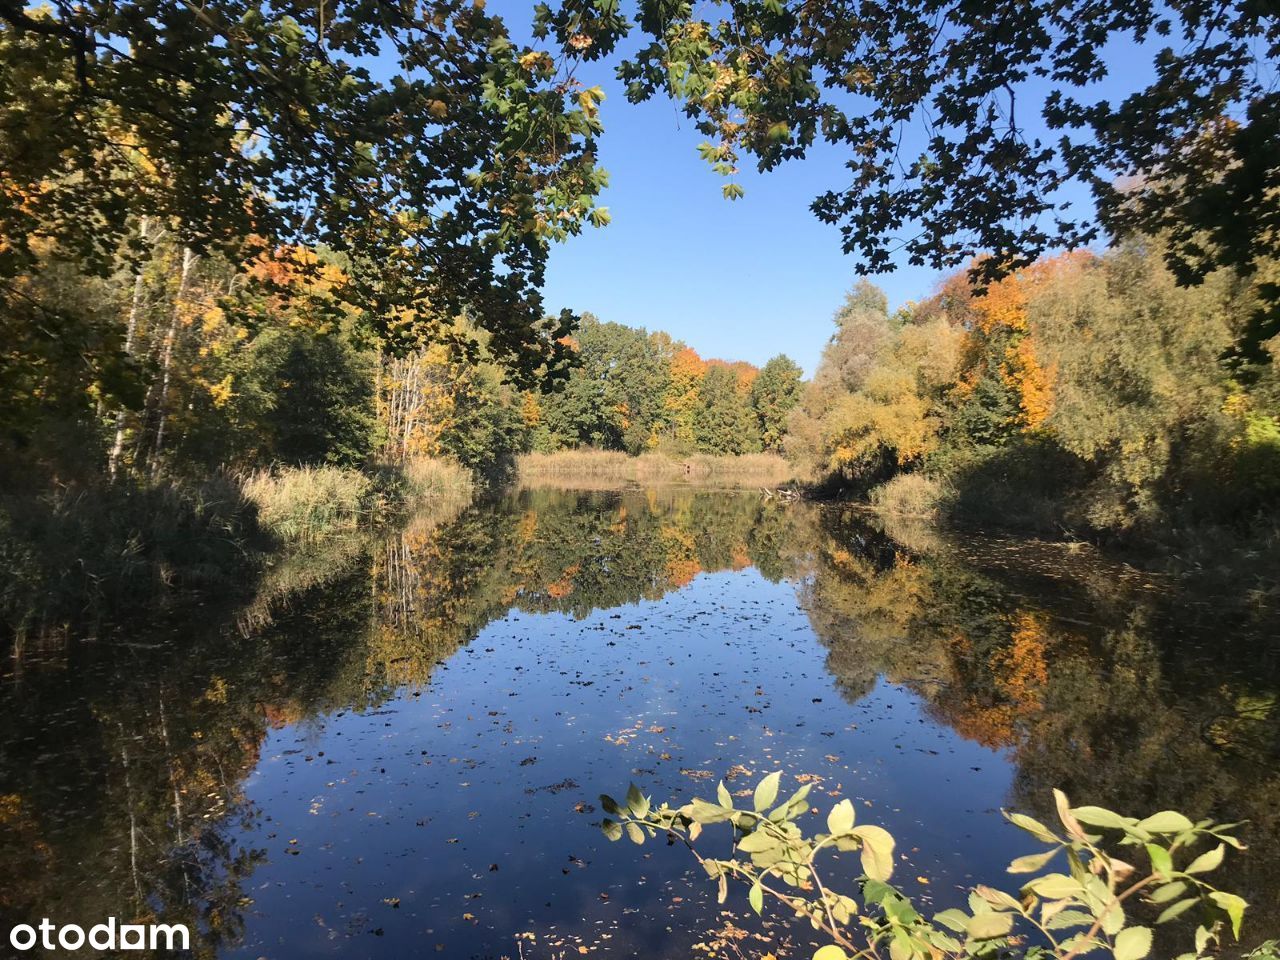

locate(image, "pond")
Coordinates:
1 488 1277 958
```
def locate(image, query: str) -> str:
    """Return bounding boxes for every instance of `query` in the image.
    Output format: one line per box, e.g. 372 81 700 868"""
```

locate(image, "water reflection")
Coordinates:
1 490 1276 957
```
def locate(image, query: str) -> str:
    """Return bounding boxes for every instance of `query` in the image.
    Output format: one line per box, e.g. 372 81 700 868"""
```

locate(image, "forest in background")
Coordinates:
3 0 1278 638
0 225 803 638
3 229 800 487
788 242 1280 564
6 225 1280 641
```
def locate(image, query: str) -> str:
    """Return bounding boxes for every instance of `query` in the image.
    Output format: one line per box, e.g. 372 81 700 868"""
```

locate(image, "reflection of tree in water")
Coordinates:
792 504 1280 944
0 563 382 957
0 489 790 955
2 491 1278 954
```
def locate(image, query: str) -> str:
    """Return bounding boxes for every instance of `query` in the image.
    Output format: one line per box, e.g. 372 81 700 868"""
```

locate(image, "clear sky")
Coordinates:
477 2 1152 376
534 72 950 377
537 89 948 376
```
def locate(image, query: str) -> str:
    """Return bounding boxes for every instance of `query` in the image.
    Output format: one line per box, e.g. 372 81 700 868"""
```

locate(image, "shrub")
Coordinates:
869 473 948 518
604 774 1258 960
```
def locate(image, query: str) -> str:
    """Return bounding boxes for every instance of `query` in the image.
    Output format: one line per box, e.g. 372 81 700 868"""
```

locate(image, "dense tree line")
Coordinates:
0 214 800 490
789 243 1280 542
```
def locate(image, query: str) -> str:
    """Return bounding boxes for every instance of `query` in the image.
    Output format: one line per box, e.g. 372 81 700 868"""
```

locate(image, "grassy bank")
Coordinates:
1 457 472 646
517 450 793 488
240 458 472 541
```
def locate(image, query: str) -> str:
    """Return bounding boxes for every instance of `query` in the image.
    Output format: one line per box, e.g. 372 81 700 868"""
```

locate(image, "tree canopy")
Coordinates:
0 0 609 378
4 0 1277 377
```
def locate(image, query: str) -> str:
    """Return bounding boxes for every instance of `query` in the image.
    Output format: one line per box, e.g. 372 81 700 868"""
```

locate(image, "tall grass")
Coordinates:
239 465 374 540
868 473 948 519
517 450 794 488
1 474 258 644
399 456 474 505
2 458 477 646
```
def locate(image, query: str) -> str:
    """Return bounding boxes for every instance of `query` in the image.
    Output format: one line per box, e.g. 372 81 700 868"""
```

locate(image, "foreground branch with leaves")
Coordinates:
602 774 1276 960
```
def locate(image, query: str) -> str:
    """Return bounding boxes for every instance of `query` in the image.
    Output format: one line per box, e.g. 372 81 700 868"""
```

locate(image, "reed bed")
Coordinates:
517 450 794 488
399 456 474 505
239 465 374 540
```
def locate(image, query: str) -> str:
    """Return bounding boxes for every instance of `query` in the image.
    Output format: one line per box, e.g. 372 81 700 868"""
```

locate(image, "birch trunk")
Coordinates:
108 217 151 480
149 246 196 478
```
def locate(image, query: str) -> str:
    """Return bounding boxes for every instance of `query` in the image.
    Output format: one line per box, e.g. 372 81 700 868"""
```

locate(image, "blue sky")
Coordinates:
534 67 946 376
537 89 942 376
477 2 1153 375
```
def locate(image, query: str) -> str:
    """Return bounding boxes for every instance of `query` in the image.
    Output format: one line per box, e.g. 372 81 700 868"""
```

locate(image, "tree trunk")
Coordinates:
149 246 196 478
108 217 151 480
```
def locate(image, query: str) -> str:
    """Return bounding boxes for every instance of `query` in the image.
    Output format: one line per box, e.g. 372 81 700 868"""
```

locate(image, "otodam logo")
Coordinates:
7 918 190 952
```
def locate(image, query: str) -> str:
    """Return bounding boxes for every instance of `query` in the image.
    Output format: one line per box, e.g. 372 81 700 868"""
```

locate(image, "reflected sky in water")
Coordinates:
1 489 1277 958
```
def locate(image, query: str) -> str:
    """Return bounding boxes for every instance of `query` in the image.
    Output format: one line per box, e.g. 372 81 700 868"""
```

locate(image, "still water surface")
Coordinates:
2 489 1277 958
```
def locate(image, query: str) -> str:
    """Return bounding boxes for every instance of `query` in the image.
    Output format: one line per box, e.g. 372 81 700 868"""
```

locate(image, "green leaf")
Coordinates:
1209 891 1247 939
1026 873 1083 900
863 878 896 906
813 947 849 960
1114 925 1153 960
626 783 646 817
1145 843 1174 876
967 912 1014 940
601 819 622 841
1072 806 1129 830
1156 899 1198 924
1149 880 1188 904
600 794 620 815
974 885 1022 911
737 829 779 854
717 780 733 809
1046 909 1095 930
625 821 645 845
1062 933 1106 956
933 908 970 933
1008 847 1059 874
754 771 781 812
1007 812 1060 844
1137 811 1194 834
690 798 733 824
775 783 813 821
1101 901 1126 937
1185 844 1225 875
748 881 763 915
827 799 855 835
853 825 895 882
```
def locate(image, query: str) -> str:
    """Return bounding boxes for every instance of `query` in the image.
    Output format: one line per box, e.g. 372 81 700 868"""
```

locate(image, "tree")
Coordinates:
694 364 759 454
817 280 894 395
750 355 803 453
0 0 606 381
602 0 1279 354
664 346 708 450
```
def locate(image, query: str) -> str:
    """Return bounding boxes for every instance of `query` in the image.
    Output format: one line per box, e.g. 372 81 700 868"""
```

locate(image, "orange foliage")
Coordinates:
707 358 760 394
661 526 702 588
1003 336 1056 428
972 272 1029 334
667 347 708 442
949 612 1052 750
546 563 581 599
